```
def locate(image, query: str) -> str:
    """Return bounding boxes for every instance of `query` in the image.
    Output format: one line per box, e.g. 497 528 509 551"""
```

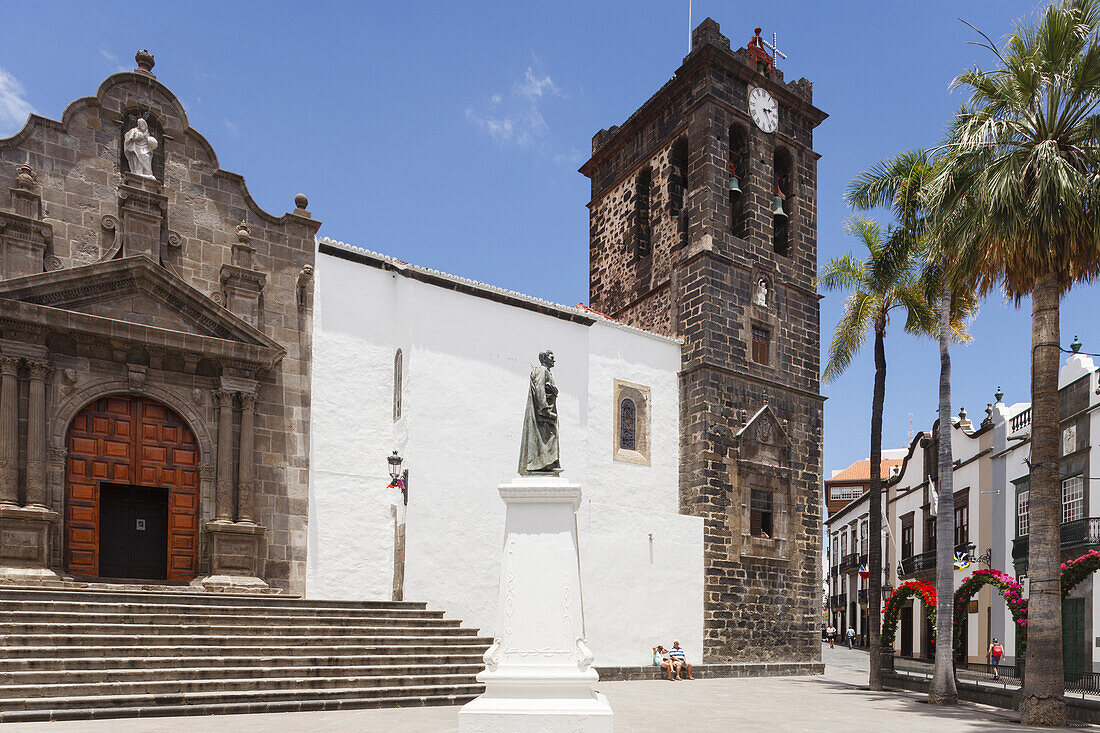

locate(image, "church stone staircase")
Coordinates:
0 586 490 722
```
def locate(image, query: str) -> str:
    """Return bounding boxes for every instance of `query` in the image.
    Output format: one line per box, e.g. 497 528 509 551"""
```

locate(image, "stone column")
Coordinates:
24 361 52 508
215 390 235 522
236 391 256 524
0 357 19 506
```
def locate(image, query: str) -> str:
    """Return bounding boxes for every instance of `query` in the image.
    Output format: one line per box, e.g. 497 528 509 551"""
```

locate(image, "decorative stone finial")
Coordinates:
236 222 251 244
14 165 37 191
995 386 1004 403
294 193 309 211
958 406 967 421
985 403 994 421
135 49 155 75
1071 335 1082 354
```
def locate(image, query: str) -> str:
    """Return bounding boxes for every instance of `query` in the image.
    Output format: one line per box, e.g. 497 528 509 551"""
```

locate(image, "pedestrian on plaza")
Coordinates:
987 637 1004 679
846 626 855 650
668 640 694 680
652 645 676 681
826 624 836 649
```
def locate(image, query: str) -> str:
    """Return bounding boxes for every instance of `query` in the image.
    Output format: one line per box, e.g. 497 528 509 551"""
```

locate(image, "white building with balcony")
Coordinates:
826 346 1100 671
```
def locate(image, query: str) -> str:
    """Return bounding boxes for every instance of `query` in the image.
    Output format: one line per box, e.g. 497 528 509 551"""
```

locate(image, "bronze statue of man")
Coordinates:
518 349 561 475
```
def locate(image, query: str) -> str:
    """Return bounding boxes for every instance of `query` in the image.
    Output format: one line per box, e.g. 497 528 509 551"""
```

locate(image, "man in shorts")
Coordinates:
668 640 694 680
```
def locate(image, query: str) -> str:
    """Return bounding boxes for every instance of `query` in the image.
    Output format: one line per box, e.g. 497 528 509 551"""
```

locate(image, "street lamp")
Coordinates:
964 542 992 568
388 450 408 505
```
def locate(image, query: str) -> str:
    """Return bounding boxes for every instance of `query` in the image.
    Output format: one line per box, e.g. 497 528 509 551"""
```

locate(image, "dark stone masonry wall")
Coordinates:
582 18 826 663
0 53 318 592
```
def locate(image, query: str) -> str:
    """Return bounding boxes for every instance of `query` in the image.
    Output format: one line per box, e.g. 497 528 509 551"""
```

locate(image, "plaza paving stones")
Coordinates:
3 645 1087 732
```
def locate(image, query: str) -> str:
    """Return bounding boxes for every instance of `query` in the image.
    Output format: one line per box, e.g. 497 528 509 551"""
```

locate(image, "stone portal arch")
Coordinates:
881 580 937 650
64 394 201 581
953 569 1029 656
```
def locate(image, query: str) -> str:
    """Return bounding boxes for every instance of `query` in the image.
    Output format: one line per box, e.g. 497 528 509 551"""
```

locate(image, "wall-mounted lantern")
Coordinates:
388 450 408 505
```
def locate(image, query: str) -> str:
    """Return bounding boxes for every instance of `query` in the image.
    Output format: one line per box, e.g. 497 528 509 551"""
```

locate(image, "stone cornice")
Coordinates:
0 255 282 354
680 360 824 403
0 297 283 372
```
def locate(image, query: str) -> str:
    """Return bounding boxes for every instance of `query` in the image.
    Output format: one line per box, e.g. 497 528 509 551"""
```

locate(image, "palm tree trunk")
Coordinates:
868 319 886 691
1020 272 1067 726
929 285 958 704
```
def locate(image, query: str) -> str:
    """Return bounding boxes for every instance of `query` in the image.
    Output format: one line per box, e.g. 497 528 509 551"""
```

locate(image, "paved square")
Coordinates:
5 646 1089 732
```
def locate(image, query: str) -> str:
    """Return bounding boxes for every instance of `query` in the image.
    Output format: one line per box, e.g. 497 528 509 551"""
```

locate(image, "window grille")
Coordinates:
619 398 637 451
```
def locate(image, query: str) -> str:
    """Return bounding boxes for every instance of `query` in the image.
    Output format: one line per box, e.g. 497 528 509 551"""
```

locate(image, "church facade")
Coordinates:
0 18 824 671
0 50 318 593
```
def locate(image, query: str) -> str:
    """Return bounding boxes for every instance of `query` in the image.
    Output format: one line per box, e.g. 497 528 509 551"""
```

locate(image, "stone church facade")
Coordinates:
0 51 318 593
581 20 826 662
0 20 826 670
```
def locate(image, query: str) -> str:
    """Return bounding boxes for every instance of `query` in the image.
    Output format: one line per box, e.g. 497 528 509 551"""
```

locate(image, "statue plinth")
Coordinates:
459 475 613 732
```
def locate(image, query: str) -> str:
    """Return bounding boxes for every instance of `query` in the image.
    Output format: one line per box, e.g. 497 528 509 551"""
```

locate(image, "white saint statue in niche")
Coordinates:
754 278 769 307
124 118 158 179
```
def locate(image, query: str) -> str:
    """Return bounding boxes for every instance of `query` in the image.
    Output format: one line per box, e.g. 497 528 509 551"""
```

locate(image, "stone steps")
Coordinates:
0 640 490 658
0 671 482 698
1 653 485 674
2 662 484 685
0 587 489 721
0 603 445 619
0 691 479 723
0 611 468 629
0 682 485 714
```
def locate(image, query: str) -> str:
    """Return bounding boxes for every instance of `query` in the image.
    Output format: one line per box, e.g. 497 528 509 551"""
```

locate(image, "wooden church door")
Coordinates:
65 395 200 581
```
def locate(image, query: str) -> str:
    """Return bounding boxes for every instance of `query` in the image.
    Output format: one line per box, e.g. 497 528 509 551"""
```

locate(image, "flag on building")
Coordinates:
858 564 869 579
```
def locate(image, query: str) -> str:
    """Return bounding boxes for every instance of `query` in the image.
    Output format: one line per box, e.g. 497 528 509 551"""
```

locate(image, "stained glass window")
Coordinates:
619 398 636 451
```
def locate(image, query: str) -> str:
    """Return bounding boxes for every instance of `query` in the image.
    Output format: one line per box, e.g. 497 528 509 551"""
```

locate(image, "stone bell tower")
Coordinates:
581 19 827 664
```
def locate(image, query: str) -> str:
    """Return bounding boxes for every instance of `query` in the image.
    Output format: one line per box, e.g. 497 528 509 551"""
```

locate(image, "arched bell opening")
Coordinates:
772 147 794 256
729 125 749 239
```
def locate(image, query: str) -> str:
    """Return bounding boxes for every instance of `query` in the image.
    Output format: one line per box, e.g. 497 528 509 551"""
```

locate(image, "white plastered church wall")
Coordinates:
307 253 405 601
307 244 702 666
581 321 703 666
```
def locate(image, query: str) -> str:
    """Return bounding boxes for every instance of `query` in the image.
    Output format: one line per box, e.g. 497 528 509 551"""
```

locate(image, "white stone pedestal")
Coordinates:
460 476 613 732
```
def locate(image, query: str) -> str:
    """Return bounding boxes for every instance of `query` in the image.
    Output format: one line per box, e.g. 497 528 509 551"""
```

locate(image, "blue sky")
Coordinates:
1 1 1095 478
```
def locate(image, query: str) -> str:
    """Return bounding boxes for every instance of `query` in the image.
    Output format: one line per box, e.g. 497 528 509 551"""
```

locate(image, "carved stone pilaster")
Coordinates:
0 356 19 506
214 390 235 522
118 173 168 263
236 391 257 524
24 360 53 508
220 264 266 328
0 209 52 279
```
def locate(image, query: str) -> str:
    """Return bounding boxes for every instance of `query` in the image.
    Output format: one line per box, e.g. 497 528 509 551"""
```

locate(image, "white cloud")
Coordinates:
223 119 239 135
99 49 128 73
466 64 563 150
0 69 34 138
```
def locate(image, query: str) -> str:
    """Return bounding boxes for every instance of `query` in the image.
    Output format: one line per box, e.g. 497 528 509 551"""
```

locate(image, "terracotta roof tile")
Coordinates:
828 458 904 483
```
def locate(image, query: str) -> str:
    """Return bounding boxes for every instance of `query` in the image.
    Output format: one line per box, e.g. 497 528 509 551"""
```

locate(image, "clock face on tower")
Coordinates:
748 87 779 133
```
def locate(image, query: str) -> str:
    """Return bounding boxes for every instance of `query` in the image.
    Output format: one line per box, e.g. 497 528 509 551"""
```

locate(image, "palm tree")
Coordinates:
818 215 937 691
929 1 1100 724
847 150 974 704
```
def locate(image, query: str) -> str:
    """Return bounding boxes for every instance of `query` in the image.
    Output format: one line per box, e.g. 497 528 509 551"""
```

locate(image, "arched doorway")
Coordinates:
65 395 200 581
